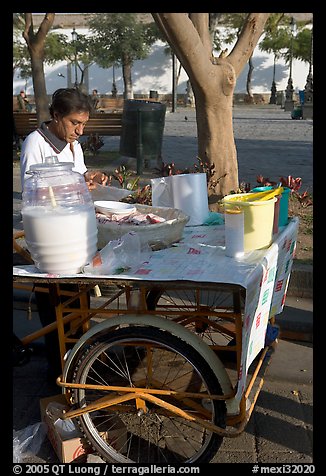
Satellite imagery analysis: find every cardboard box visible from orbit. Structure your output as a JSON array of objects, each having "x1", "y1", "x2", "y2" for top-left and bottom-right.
[
  {"x1": 40, "y1": 394, "x2": 128, "y2": 462},
  {"x1": 39, "y1": 394, "x2": 93, "y2": 463}
]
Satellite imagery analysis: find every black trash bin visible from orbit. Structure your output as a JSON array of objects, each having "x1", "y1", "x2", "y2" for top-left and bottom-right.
[
  {"x1": 149, "y1": 90, "x2": 158, "y2": 99},
  {"x1": 119, "y1": 99, "x2": 166, "y2": 173}
]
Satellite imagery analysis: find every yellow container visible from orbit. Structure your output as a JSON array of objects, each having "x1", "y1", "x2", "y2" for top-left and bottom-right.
[{"x1": 222, "y1": 193, "x2": 276, "y2": 251}]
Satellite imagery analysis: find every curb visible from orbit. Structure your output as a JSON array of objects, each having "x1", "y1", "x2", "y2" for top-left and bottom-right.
[
  {"x1": 287, "y1": 261, "x2": 313, "y2": 299},
  {"x1": 277, "y1": 261, "x2": 313, "y2": 343}
]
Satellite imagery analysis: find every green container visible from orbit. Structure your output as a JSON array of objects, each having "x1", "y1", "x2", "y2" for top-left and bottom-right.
[
  {"x1": 291, "y1": 106, "x2": 302, "y2": 120},
  {"x1": 251, "y1": 186, "x2": 290, "y2": 227},
  {"x1": 119, "y1": 100, "x2": 166, "y2": 170}
]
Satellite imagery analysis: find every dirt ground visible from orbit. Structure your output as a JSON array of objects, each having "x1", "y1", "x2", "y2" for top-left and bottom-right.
[{"x1": 288, "y1": 197, "x2": 313, "y2": 264}]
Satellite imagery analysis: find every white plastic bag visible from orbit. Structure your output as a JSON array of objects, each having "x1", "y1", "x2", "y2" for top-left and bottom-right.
[
  {"x1": 91, "y1": 184, "x2": 131, "y2": 202},
  {"x1": 83, "y1": 231, "x2": 151, "y2": 275},
  {"x1": 13, "y1": 422, "x2": 47, "y2": 463},
  {"x1": 46, "y1": 402, "x2": 80, "y2": 440},
  {"x1": 151, "y1": 173, "x2": 209, "y2": 226}
]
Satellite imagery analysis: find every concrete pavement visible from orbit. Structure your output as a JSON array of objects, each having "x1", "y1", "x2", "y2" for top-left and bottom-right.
[
  {"x1": 12, "y1": 291, "x2": 313, "y2": 465},
  {"x1": 12, "y1": 104, "x2": 314, "y2": 466},
  {"x1": 95, "y1": 104, "x2": 313, "y2": 193}
]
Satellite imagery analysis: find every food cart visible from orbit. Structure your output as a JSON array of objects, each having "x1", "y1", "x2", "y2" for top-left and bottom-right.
[{"x1": 13, "y1": 216, "x2": 298, "y2": 464}]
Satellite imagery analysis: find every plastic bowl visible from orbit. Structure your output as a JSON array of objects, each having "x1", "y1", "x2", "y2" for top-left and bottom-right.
[
  {"x1": 96, "y1": 204, "x2": 190, "y2": 250},
  {"x1": 94, "y1": 201, "x2": 136, "y2": 216}
]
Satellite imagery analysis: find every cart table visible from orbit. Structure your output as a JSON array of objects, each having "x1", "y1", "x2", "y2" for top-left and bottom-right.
[{"x1": 13, "y1": 217, "x2": 299, "y2": 463}]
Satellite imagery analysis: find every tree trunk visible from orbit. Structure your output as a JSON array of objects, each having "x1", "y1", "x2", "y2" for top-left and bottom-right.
[
  {"x1": 30, "y1": 53, "x2": 50, "y2": 123},
  {"x1": 122, "y1": 58, "x2": 133, "y2": 99},
  {"x1": 191, "y1": 60, "x2": 238, "y2": 203},
  {"x1": 23, "y1": 13, "x2": 55, "y2": 124},
  {"x1": 245, "y1": 55, "x2": 254, "y2": 104},
  {"x1": 152, "y1": 13, "x2": 269, "y2": 201}
]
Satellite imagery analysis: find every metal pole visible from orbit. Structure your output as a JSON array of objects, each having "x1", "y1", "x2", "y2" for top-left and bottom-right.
[
  {"x1": 71, "y1": 27, "x2": 78, "y2": 88},
  {"x1": 112, "y1": 64, "x2": 117, "y2": 98},
  {"x1": 171, "y1": 53, "x2": 177, "y2": 113},
  {"x1": 284, "y1": 17, "x2": 295, "y2": 111},
  {"x1": 136, "y1": 109, "x2": 143, "y2": 175},
  {"x1": 269, "y1": 55, "x2": 277, "y2": 104},
  {"x1": 302, "y1": 28, "x2": 313, "y2": 119}
]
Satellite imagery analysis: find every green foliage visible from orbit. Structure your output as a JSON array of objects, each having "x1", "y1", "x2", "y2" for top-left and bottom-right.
[
  {"x1": 13, "y1": 20, "x2": 77, "y2": 77},
  {"x1": 44, "y1": 33, "x2": 76, "y2": 64},
  {"x1": 259, "y1": 15, "x2": 313, "y2": 65},
  {"x1": 211, "y1": 13, "x2": 245, "y2": 52},
  {"x1": 87, "y1": 13, "x2": 160, "y2": 68},
  {"x1": 259, "y1": 28, "x2": 289, "y2": 57},
  {"x1": 292, "y1": 28, "x2": 313, "y2": 64},
  {"x1": 211, "y1": 13, "x2": 313, "y2": 67},
  {"x1": 111, "y1": 165, "x2": 140, "y2": 191}
]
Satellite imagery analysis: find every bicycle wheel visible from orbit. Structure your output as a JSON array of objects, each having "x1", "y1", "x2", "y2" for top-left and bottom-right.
[
  {"x1": 72, "y1": 326, "x2": 226, "y2": 463},
  {"x1": 146, "y1": 287, "x2": 245, "y2": 348}
]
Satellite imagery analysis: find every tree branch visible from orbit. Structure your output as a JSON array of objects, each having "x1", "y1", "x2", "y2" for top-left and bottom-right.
[
  {"x1": 23, "y1": 13, "x2": 33, "y2": 43},
  {"x1": 151, "y1": 13, "x2": 214, "y2": 87},
  {"x1": 189, "y1": 13, "x2": 211, "y2": 51},
  {"x1": 37, "y1": 13, "x2": 55, "y2": 42},
  {"x1": 227, "y1": 13, "x2": 270, "y2": 76}
]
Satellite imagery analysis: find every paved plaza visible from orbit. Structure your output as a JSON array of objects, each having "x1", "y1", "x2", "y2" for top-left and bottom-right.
[{"x1": 99, "y1": 104, "x2": 313, "y2": 192}]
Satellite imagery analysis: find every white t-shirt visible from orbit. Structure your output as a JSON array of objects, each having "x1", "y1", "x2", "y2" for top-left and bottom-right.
[{"x1": 20, "y1": 122, "x2": 87, "y2": 191}]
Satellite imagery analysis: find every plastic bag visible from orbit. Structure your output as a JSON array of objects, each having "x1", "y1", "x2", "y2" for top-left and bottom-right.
[
  {"x1": 46, "y1": 402, "x2": 80, "y2": 440},
  {"x1": 151, "y1": 174, "x2": 209, "y2": 226},
  {"x1": 90, "y1": 184, "x2": 131, "y2": 202},
  {"x1": 83, "y1": 231, "x2": 151, "y2": 275},
  {"x1": 203, "y1": 212, "x2": 225, "y2": 226},
  {"x1": 13, "y1": 422, "x2": 47, "y2": 463}
]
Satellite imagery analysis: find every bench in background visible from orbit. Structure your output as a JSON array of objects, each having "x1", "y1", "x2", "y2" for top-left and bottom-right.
[
  {"x1": 13, "y1": 112, "x2": 38, "y2": 139},
  {"x1": 13, "y1": 112, "x2": 123, "y2": 143}
]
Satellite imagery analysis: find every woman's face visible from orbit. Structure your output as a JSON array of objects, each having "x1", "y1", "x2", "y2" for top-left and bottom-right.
[{"x1": 53, "y1": 111, "x2": 89, "y2": 143}]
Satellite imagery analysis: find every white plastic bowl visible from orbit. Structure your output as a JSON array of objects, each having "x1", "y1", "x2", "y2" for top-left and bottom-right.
[{"x1": 94, "y1": 200, "x2": 136, "y2": 216}]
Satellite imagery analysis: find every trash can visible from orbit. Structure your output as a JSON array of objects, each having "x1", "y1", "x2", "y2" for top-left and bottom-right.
[
  {"x1": 119, "y1": 99, "x2": 166, "y2": 173},
  {"x1": 291, "y1": 106, "x2": 303, "y2": 120},
  {"x1": 149, "y1": 90, "x2": 158, "y2": 99}
]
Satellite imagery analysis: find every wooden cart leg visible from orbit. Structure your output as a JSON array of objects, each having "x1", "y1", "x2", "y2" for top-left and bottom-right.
[{"x1": 78, "y1": 284, "x2": 91, "y2": 334}]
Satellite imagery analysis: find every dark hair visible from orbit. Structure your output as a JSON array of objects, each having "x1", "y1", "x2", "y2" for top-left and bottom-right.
[{"x1": 49, "y1": 88, "x2": 92, "y2": 118}]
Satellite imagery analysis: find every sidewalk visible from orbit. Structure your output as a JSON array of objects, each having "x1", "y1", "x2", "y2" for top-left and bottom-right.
[
  {"x1": 12, "y1": 290, "x2": 313, "y2": 465},
  {"x1": 97, "y1": 104, "x2": 313, "y2": 193},
  {"x1": 12, "y1": 104, "x2": 313, "y2": 466}
]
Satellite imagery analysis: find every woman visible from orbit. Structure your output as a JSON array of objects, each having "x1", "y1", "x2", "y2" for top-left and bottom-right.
[
  {"x1": 90, "y1": 88, "x2": 100, "y2": 111},
  {"x1": 17, "y1": 90, "x2": 32, "y2": 112},
  {"x1": 19, "y1": 88, "x2": 107, "y2": 380},
  {"x1": 20, "y1": 87, "x2": 108, "y2": 191}
]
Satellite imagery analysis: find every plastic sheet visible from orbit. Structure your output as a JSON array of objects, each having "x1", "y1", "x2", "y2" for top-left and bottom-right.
[
  {"x1": 83, "y1": 231, "x2": 151, "y2": 275},
  {"x1": 151, "y1": 173, "x2": 209, "y2": 226},
  {"x1": 90, "y1": 184, "x2": 131, "y2": 202},
  {"x1": 13, "y1": 422, "x2": 47, "y2": 463}
]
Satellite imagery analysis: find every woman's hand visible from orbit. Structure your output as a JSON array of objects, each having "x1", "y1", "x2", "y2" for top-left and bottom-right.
[{"x1": 85, "y1": 170, "x2": 109, "y2": 190}]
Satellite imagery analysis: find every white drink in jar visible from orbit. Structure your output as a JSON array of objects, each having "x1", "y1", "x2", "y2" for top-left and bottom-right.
[{"x1": 22, "y1": 204, "x2": 98, "y2": 274}]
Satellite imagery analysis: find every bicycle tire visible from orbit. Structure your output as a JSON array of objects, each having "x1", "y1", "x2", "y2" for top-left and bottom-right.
[{"x1": 72, "y1": 326, "x2": 226, "y2": 464}]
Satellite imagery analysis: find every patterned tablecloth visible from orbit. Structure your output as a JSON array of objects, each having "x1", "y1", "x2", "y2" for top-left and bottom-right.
[{"x1": 13, "y1": 217, "x2": 299, "y2": 401}]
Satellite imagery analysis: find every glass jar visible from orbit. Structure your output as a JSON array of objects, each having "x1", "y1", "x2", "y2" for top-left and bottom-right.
[{"x1": 22, "y1": 162, "x2": 98, "y2": 274}]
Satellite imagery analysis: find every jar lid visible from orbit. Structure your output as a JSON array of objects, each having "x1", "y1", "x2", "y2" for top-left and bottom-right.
[{"x1": 28, "y1": 162, "x2": 74, "y2": 173}]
